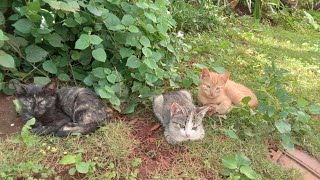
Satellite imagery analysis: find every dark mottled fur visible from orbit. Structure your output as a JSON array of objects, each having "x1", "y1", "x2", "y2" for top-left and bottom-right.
[{"x1": 13, "y1": 80, "x2": 111, "y2": 137}]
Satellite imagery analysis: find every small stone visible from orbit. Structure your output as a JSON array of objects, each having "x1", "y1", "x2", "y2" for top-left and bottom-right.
[{"x1": 10, "y1": 123, "x2": 14, "y2": 126}]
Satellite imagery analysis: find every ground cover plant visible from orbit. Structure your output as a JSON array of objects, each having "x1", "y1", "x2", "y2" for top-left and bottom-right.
[{"x1": 1, "y1": 0, "x2": 320, "y2": 179}]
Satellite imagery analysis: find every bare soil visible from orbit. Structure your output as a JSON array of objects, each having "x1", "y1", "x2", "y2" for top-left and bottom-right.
[{"x1": 0, "y1": 92, "x2": 24, "y2": 139}]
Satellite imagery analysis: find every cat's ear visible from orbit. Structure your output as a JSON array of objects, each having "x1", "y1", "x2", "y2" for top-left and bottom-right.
[
  {"x1": 170, "y1": 102, "x2": 183, "y2": 117},
  {"x1": 221, "y1": 72, "x2": 231, "y2": 83},
  {"x1": 196, "y1": 106, "x2": 209, "y2": 119},
  {"x1": 13, "y1": 82, "x2": 27, "y2": 95},
  {"x1": 201, "y1": 68, "x2": 210, "y2": 80},
  {"x1": 44, "y1": 79, "x2": 57, "y2": 91}
]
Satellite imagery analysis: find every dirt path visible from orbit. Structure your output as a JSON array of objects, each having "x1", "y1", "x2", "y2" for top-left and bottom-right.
[{"x1": 0, "y1": 92, "x2": 24, "y2": 138}]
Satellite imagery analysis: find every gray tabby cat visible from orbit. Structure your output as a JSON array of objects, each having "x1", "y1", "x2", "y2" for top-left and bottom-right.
[
  {"x1": 13, "y1": 80, "x2": 111, "y2": 137},
  {"x1": 153, "y1": 90, "x2": 209, "y2": 145}
]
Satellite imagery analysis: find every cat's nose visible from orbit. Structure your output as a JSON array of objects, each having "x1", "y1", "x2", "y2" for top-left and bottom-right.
[{"x1": 185, "y1": 133, "x2": 190, "y2": 137}]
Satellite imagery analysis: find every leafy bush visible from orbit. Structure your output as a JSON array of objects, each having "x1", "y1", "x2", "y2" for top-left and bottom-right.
[{"x1": 0, "y1": 0, "x2": 187, "y2": 112}]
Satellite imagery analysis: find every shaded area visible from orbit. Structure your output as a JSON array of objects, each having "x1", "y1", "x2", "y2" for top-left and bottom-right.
[{"x1": 0, "y1": 92, "x2": 24, "y2": 138}]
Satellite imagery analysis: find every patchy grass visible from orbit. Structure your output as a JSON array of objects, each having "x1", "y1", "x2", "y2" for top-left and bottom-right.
[{"x1": 1, "y1": 14, "x2": 319, "y2": 179}]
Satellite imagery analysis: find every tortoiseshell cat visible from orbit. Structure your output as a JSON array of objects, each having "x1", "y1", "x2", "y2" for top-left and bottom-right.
[{"x1": 13, "y1": 80, "x2": 111, "y2": 137}]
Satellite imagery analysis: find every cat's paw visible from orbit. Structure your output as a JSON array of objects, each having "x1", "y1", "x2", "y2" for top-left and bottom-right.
[{"x1": 206, "y1": 105, "x2": 217, "y2": 116}]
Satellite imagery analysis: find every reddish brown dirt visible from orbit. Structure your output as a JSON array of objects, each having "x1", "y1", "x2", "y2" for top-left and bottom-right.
[
  {"x1": 0, "y1": 92, "x2": 24, "y2": 139},
  {"x1": 121, "y1": 115, "x2": 188, "y2": 179}
]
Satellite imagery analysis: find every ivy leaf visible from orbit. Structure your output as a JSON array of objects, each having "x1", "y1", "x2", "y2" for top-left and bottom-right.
[
  {"x1": 281, "y1": 134, "x2": 294, "y2": 151},
  {"x1": 144, "y1": 58, "x2": 157, "y2": 70},
  {"x1": 34, "y1": 77, "x2": 51, "y2": 85},
  {"x1": 144, "y1": 12, "x2": 157, "y2": 23},
  {"x1": 275, "y1": 120, "x2": 291, "y2": 134},
  {"x1": 308, "y1": 104, "x2": 320, "y2": 114},
  {"x1": 87, "y1": 5, "x2": 102, "y2": 16},
  {"x1": 240, "y1": 165, "x2": 259, "y2": 179},
  {"x1": 222, "y1": 156, "x2": 237, "y2": 169},
  {"x1": 13, "y1": 18, "x2": 32, "y2": 34},
  {"x1": 235, "y1": 153, "x2": 251, "y2": 166},
  {"x1": 136, "y1": 2, "x2": 149, "y2": 9},
  {"x1": 142, "y1": 47, "x2": 152, "y2": 57},
  {"x1": 213, "y1": 66, "x2": 227, "y2": 73},
  {"x1": 89, "y1": 35, "x2": 103, "y2": 45},
  {"x1": 76, "y1": 162, "x2": 89, "y2": 174},
  {"x1": 126, "y1": 55, "x2": 141, "y2": 68},
  {"x1": 92, "y1": 67, "x2": 106, "y2": 79},
  {"x1": 122, "y1": 99, "x2": 139, "y2": 114},
  {"x1": 104, "y1": 12, "x2": 121, "y2": 28},
  {"x1": 296, "y1": 111, "x2": 310, "y2": 124},
  {"x1": 139, "y1": 36, "x2": 151, "y2": 47},
  {"x1": 107, "y1": 73, "x2": 117, "y2": 84},
  {"x1": 59, "y1": 155, "x2": 76, "y2": 165},
  {"x1": 0, "y1": 50, "x2": 15, "y2": 68},
  {"x1": 25, "y1": 45, "x2": 48, "y2": 63},
  {"x1": 109, "y1": 94, "x2": 120, "y2": 106},
  {"x1": 75, "y1": 34, "x2": 90, "y2": 50},
  {"x1": 120, "y1": 47, "x2": 134, "y2": 58},
  {"x1": 0, "y1": 29, "x2": 9, "y2": 41},
  {"x1": 146, "y1": 73, "x2": 158, "y2": 83},
  {"x1": 128, "y1": 25, "x2": 139, "y2": 33},
  {"x1": 109, "y1": 25, "x2": 126, "y2": 31},
  {"x1": 96, "y1": 88, "x2": 111, "y2": 99},
  {"x1": 92, "y1": 48, "x2": 107, "y2": 62},
  {"x1": 68, "y1": 167, "x2": 76, "y2": 175},
  {"x1": 42, "y1": 60, "x2": 57, "y2": 74},
  {"x1": 47, "y1": 33, "x2": 63, "y2": 47},
  {"x1": 58, "y1": 73, "x2": 70, "y2": 81},
  {"x1": 224, "y1": 129, "x2": 239, "y2": 140},
  {"x1": 121, "y1": 14, "x2": 135, "y2": 26}
]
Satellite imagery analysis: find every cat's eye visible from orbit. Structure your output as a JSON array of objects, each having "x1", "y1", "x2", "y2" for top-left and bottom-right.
[
  {"x1": 216, "y1": 87, "x2": 221, "y2": 90},
  {"x1": 192, "y1": 126, "x2": 198, "y2": 130},
  {"x1": 179, "y1": 124, "x2": 185, "y2": 129},
  {"x1": 206, "y1": 85, "x2": 211, "y2": 89}
]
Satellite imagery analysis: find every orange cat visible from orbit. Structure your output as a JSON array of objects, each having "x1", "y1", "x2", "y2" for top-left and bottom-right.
[{"x1": 198, "y1": 68, "x2": 258, "y2": 115}]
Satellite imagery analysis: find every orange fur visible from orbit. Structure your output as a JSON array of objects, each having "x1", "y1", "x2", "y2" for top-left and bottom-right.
[{"x1": 197, "y1": 68, "x2": 258, "y2": 115}]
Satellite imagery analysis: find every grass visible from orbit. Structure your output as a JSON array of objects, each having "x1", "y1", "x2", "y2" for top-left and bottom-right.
[{"x1": 1, "y1": 10, "x2": 320, "y2": 179}]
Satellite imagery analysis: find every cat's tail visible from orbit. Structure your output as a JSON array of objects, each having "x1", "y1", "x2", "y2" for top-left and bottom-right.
[{"x1": 55, "y1": 122, "x2": 101, "y2": 137}]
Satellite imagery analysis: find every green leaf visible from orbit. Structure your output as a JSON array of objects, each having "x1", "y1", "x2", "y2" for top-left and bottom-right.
[
  {"x1": 126, "y1": 55, "x2": 141, "y2": 68},
  {"x1": 308, "y1": 104, "x2": 320, "y2": 114},
  {"x1": 0, "y1": 50, "x2": 15, "y2": 68},
  {"x1": 58, "y1": 73, "x2": 70, "y2": 81},
  {"x1": 275, "y1": 120, "x2": 291, "y2": 134},
  {"x1": 92, "y1": 48, "x2": 107, "y2": 62},
  {"x1": 68, "y1": 167, "x2": 76, "y2": 175},
  {"x1": 224, "y1": 129, "x2": 239, "y2": 140},
  {"x1": 121, "y1": 14, "x2": 135, "y2": 26},
  {"x1": 75, "y1": 34, "x2": 90, "y2": 50},
  {"x1": 296, "y1": 111, "x2": 310, "y2": 124},
  {"x1": 92, "y1": 67, "x2": 106, "y2": 79},
  {"x1": 128, "y1": 25, "x2": 139, "y2": 33},
  {"x1": 182, "y1": 78, "x2": 192, "y2": 88},
  {"x1": 76, "y1": 162, "x2": 89, "y2": 174},
  {"x1": 281, "y1": 134, "x2": 294, "y2": 151},
  {"x1": 96, "y1": 88, "x2": 111, "y2": 99},
  {"x1": 34, "y1": 77, "x2": 51, "y2": 85},
  {"x1": 122, "y1": 99, "x2": 139, "y2": 114},
  {"x1": 132, "y1": 81, "x2": 142, "y2": 93},
  {"x1": 139, "y1": 36, "x2": 151, "y2": 47},
  {"x1": 235, "y1": 153, "x2": 251, "y2": 166},
  {"x1": 13, "y1": 99, "x2": 22, "y2": 115},
  {"x1": 0, "y1": 29, "x2": 9, "y2": 41},
  {"x1": 110, "y1": 94, "x2": 120, "y2": 106},
  {"x1": 136, "y1": 2, "x2": 149, "y2": 9},
  {"x1": 109, "y1": 25, "x2": 126, "y2": 31},
  {"x1": 297, "y1": 98, "x2": 309, "y2": 108},
  {"x1": 42, "y1": 60, "x2": 57, "y2": 74},
  {"x1": 13, "y1": 18, "x2": 32, "y2": 34},
  {"x1": 241, "y1": 96, "x2": 251, "y2": 105},
  {"x1": 48, "y1": 33, "x2": 63, "y2": 47},
  {"x1": 142, "y1": 47, "x2": 152, "y2": 57},
  {"x1": 146, "y1": 24, "x2": 156, "y2": 33},
  {"x1": 87, "y1": 5, "x2": 103, "y2": 16},
  {"x1": 27, "y1": 1, "x2": 41, "y2": 12},
  {"x1": 144, "y1": 58, "x2": 157, "y2": 70},
  {"x1": 222, "y1": 156, "x2": 237, "y2": 169},
  {"x1": 120, "y1": 47, "x2": 134, "y2": 58},
  {"x1": 146, "y1": 73, "x2": 158, "y2": 83},
  {"x1": 59, "y1": 155, "x2": 76, "y2": 165},
  {"x1": 25, "y1": 45, "x2": 48, "y2": 63},
  {"x1": 240, "y1": 165, "x2": 259, "y2": 179},
  {"x1": 144, "y1": 12, "x2": 157, "y2": 23},
  {"x1": 107, "y1": 73, "x2": 117, "y2": 84},
  {"x1": 131, "y1": 157, "x2": 142, "y2": 167},
  {"x1": 213, "y1": 66, "x2": 227, "y2": 73},
  {"x1": 90, "y1": 35, "x2": 103, "y2": 45},
  {"x1": 104, "y1": 12, "x2": 121, "y2": 28}
]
